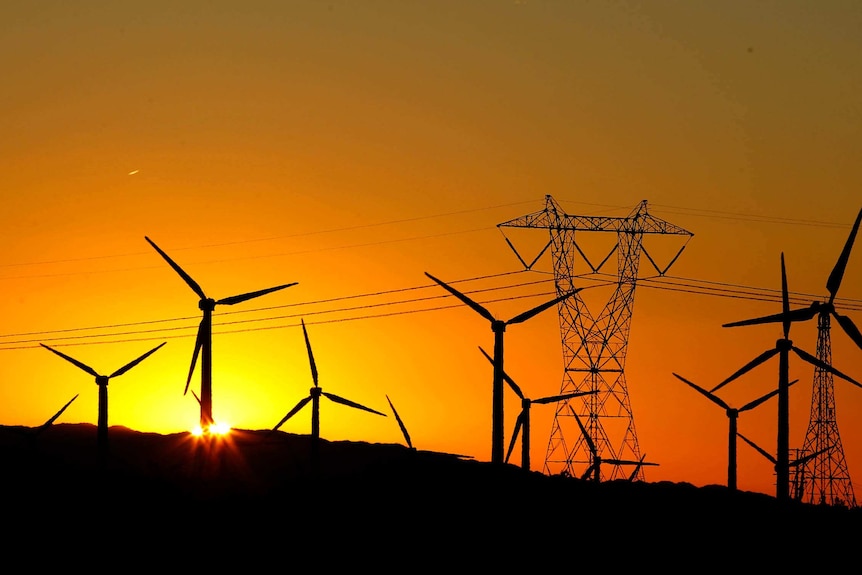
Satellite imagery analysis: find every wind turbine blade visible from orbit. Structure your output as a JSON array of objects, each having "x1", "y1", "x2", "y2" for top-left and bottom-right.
[
  {"x1": 386, "y1": 395, "x2": 413, "y2": 449},
  {"x1": 301, "y1": 319, "x2": 319, "y2": 387},
  {"x1": 532, "y1": 390, "x2": 597, "y2": 405},
  {"x1": 478, "y1": 346, "x2": 524, "y2": 399},
  {"x1": 145, "y1": 236, "x2": 206, "y2": 300},
  {"x1": 781, "y1": 253, "x2": 790, "y2": 339},
  {"x1": 791, "y1": 346, "x2": 862, "y2": 389},
  {"x1": 826, "y1": 206, "x2": 862, "y2": 303},
  {"x1": 722, "y1": 305, "x2": 818, "y2": 328},
  {"x1": 737, "y1": 432, "x2": 776, "y2": 465},
  {"x1": 506, "y1": 289, "x2": 582, "y2": 325},
  {"x1": 628, "y1": 458, "x2": 644, "y2": 481},
  {"x1": 604, "y1": 458, "x2": 658, "y2": 466},
  {"x1": 710, "y1": 348, "x2": 780, "y2": 393},
  {"x1": 568, "y1": 405, "x2": 596, "y2": 456},
  {"x1": 425, "y1": 272, "x2": 495, "y2": 323},
  {"x1": 505, "y1": 412, "x2": 524, "y2": 464},
  {"x1": 738, "y1": 379, "x2": 798, "y2": 413},
  {"x1": 109, "y1": 342, "x2": 166, "y2": 378},
  {"x1": 37, "y1": 394, "x2": 79, "y2": 431},
  {"x1": 184, "y1": 321, "x2": 205, "y2": 395},
  {"x1": 216, "y1": 282, "x2": 298, "y2": 306},
  {"x1": 322, "y1": 392, "x2": 387, "y2": 417},
  {"x1": 191, "y1": 390, "x2": 201, "y2": 406},
  {"x1": 580, "y1": 463, "x2": 596, "y2": 481},
  {"x1": 272, "y1": 396, "x2": 312, "y2": 431},
  {"x1": 833, "y1": 311, "x2": 862, "y2": 351},
  {"x1": 791, "y1": 445, "x2": 832, "y2": 467},
  {"x1": 673, "y1": 373, "x2": 729, "y2": 410},
  {"x1": 40, "y1": 344, "x2": 99, "y2": 378}
]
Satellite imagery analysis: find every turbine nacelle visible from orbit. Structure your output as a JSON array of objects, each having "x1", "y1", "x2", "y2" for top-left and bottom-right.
[{"x1": 199, "y1": 298, "x2": 217, "y2": 312}]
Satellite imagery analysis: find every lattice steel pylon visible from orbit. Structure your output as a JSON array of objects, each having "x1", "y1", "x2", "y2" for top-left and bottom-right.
[
  {"x1": 795, "y1": 311, "x2": 857, "y2": 507},
  {"x1": 498, "y1": 196, "x2": 693, "y2": 481}
]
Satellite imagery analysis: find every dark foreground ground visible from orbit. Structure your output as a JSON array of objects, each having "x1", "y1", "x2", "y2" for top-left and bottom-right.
[{"x1": 2, "y1": 423, "x2": 859, "y2": 568}]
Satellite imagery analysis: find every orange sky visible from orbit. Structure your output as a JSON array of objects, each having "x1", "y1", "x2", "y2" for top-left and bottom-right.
[{"x1": 1, "y1": 1, "x2": 861, "y2": 498}]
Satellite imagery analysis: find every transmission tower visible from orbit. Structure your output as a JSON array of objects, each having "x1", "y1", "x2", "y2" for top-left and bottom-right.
[
  {"x1": 796, "y1": 311, "x2": 857, "y2": 507},
  {"x1": 498, "y1": 195, "x2": 693, "y2": 481}
]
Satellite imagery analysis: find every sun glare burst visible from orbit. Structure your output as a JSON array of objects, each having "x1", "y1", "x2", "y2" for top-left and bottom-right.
[{"x1": 191, "y1": 422, "x2": 231, "y2": 437}]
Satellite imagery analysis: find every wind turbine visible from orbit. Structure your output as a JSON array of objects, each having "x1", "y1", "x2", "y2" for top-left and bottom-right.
[
  {"x1": 726, "y1": 208, "x2": 862, "y2": 349},
  {"x1": 673, "y1": 372, "x2": 797, "y2": 491},
  {"x1": 425, "y1": 272, "x2": 581, "y2": 464},
  {"x1": 713, "y1": 253, "x2": 862, "y2": 501},
  {"x1": 737, "y1": 432, "x2": 832, "y2": 498},
  {"x1": 40, "y1": 342, "x2": 166, "y2": 450},
  {"x1": 569, "y1": 405, "x2": 658, "y2": 481},
  {"x1": 271, "y1": 319, "x2": 386, "y2": 453},
  {"x1": 478, "y1": 346, "x2": 596, "y2": 471},
  {"x1": 145, "y1": 236, "x2": 298, "y2": 430}
]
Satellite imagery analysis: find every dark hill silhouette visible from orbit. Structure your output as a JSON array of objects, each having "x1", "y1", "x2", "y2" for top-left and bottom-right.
[{"x1": 1, "y1": 423, "x2": 858, "y2": 568}]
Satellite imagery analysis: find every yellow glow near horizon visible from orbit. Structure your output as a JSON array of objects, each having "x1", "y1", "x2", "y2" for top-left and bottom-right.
[{"x1": 191, "y1": 422, "x2": 232, "y2": 437}]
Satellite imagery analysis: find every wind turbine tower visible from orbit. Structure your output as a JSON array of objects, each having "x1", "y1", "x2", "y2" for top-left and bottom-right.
[{"x1": 498, "y1": 195, "x2": 692, "y2": 481}]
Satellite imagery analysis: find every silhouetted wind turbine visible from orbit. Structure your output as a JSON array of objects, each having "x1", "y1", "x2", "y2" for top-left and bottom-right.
[
  {"x1": 569, "y1": 405, "x2": 658, "y2": 481},
  {"x1": 41, "y1": 342, "x2": 165, "y2": 450},
  {"x1": 145, "y1": 236, "x2": 297, "y2": 430},
  {"x1": 386, "y1": 394, "x2": 413, "y2": 450},
  {"x1": 478, "y1": 346, "x2": 596, "y2": 471},
  {"x1": 673, "y1": 372, "x2": 797, "y2": 491},
  {"x1": 714, "y1": 253, "x2": 862, "y2": 501},
  {"x1": 426, "y1": 271, "x2": 581, "y2": 464},
  {"x1": 737, "y1": 431, "x2": 832, "y2": 498},
  {"x1": 725, "y1": 208, "x2": 862, "y2": 350},
  {"x1": 271, "y1": 319, "x2": 386, "y2": 454}
]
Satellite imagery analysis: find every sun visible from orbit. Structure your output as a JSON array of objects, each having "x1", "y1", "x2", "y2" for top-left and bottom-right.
[{"x1": 191, "y1": 422, "x2": 232, "y2": 437}]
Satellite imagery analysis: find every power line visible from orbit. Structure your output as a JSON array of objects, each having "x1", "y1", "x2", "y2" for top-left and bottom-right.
[
  {"x1": 2, "y1": 271, "x2": 858, "y2": 352},
  {"x1": 0, "y1": 270, "x2": 528, "y2": 338},
  {"x1": 1, "y1": 198, "x2": 855, "y2": 279},
  {"x1": 0, "y1": 199, "x2": 541, "y2": 270}
]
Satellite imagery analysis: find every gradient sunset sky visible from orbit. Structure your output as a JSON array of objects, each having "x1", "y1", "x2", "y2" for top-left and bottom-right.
[{"x1": 2, "y1": 1, "x2": 861, "y2": 498}]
